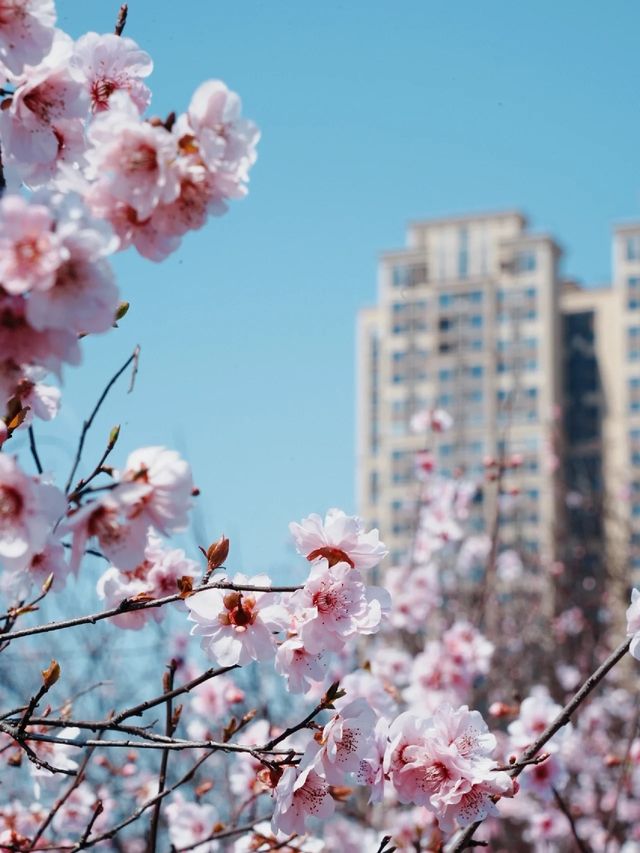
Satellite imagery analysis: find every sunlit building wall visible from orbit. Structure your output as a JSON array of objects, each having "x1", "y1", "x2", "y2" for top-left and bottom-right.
[{"x1": 356, "y1": 211, "x2": 563, "y2": 571}]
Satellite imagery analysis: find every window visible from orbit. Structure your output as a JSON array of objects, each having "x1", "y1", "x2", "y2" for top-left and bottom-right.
[
  {"x1": 629, "y1": 327, "x2": 640, "y2": 360},
  {"x1": 391, "y1": 300, "x2": 428, "y2": 334},
  {"x1": 391, "y1": 450, "x2": 413, "y2": 484},
  {"x1": 515, "y1": 250, "x2": 537, "y2": 272},
  {"x1": 626, "y1": 235, "x2": 640, "y2": 262},
  {"x1": 392, "y1": 262, "x2": 428, "y2": 288},
  {"x1": 628, "y1": 277, "x2": 640, "y2": 311},
  {"x1": 458, "y1": 227, "x2": 469, "y2": 279},
  {"x1": 629, "y1": 376, "x2": 640, "y2": 413},
  {"x1": 369, "y1": 471, "x2": 379, "y2": 504}
]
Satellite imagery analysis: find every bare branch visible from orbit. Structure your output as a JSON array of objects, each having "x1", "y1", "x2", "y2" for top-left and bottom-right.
[
  {"x1": 65, "y1": 347, "x2": 139, "y2": 493},
  {"x1": 445, "y1": 637, "x2": 632, "y2": 852},
  {"x1": 114, "y1": 4, "x2": 128, "y2": 36}
]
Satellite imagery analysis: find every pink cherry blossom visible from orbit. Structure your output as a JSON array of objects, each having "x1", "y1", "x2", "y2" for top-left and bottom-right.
[
  {"x1": 0, "y1": 800, "x2": 47, "y2": 848},
  {"x1": 315, "y1": 698, "x2": 378, "y2": 784},
  {"x1": 271, "y1": 762, "x2": 334, "y2": 837},
  {"x1": 14, "y1": 369, "x2": 61, "y2": 424},
  {"x1": 85, "y1": 181, "x2": 181, "y2": 261},
  {"x1": 2, "y1": 533, "x2": 68, "y2": 598},
  {"x1": 0, "y1": 33, "x2": 88, "y2": 180},
  {"x1": 385, "y1": 705, "x2": 513, "y2": 831},
  {"x1": 289, "y1": 559, "x2": 391, "y2": 654},
  {"x1": 508, "y1": 688, "x2": 570, "y2": 751},
  {"x1": 0, "y1": 454, "x2": 64, "y2": 561},
  {"x1": 0, "y1": 194, "x2": 67, "y2": 294},
  {"x1": 190, "y1": 673, "x2": 244, "y2": 721},
  {"x1": 96, "y1": 565, "x2": 158, "y2": 630},
  {"x1": 26, "y1": 232, "x2": 118, "y2": 334},
  {"x1": 165, "y1": 793, "x2": 218, "y2": 852},
  {"x1": 145, "y1": 540, "x2": 198, "y2": 599},
  {"x1": 0, "y1": 293, "x2": 81, "y2": 374},
  {"x1": 334, "y1": 670, "x2": 398, "y2": 719},
  {"x1": 289, "y1": 508, "x2": 387, "y2": 571},
  {"x1": 0, "y1": 0, "x2": 55, "y2": 76},
  {"x1": 627, "y1": 588, "x2": 640, "y2": 660},
  {"x1": 86, "y1": 93, "x2": 180, "y2": 220},
  {"x1": 116, "y1": 446, "x2": 193, "y2": 536},
  {"x1": 518, "y1": 752, "x2": 568, "y2": 800},
  {"x1": 71, "y1": 32, "x2": 152, "y2": 113},
  {"x1": 187, "y1": 573, "x2": 289, "y2": 666},
  {"x1": 354, "y1": 716, "x2": 388, "y2": 803},
  {"x1": 65, "y1": 495, "x2": 149, "y2": 573},
  {"x1": 275, "y1": 635, "x2": 328, "y2": 694},
  {"x1": 185, "y1": 79, "x2": 259, "y2": 193}
]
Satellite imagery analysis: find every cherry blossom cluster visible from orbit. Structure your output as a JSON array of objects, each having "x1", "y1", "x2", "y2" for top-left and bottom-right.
[
  {"x1": 186, "y1": 508, "x2": 390, "y2": 679},
  {"x1": 0, "y1": 5, "x2": 258, "y2": 259},
  {"x1": 0, "y1": 0, "x2": 258, "y2": 443}
]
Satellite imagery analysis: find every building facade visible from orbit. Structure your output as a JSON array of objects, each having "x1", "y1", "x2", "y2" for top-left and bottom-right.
[{"x1": 357, "y1": 211, "x2": 640, "y2": 593}]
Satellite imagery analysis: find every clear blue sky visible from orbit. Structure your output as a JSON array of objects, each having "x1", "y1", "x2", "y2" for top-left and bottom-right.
[{"x1": 36, "y1": 0, "x2": 639, "y2": 576}]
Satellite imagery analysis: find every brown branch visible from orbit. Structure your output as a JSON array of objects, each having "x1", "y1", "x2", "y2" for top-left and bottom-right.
[
  {"x1": 78, "y1": 800, "x2": 103, "y2": 846},
  {"x1": 445, "y1": 636, "x2": 632, "y2": 852},
  {"x1": 264, "y1": 682, "x2": 343, "y2": 750},
  {"x1": 604, "y1": 698, "x2": 640, "y2": 850},
  {"x1": 147, "y1": 661, "x2": 177, "y2": 852},
  {"x1": 67, "y1": 751, "x2": 213, "y2": 850},
  {"x1": 0, "y1": 579, "x2": 299, "y2": 646},
  {"x1": 0, "y1": 720, "x2": 76, "y2": 776},
  {"x1": 18, "y1": 728, "x2": 296, "y2": 758},
  {"x1": 27, "y1": 741, "x2": 100, "y2": 850},
  {"x1": 28, "y1": 425, "x2": 43, "y2": 474},
  {"x1": 171, "y1": 820, "x2": 272, "y2": 853},
  {"x1": 67, "y1": 425, "x2": 120, "y2": 503},
  {"x1": 552, "y1": 787, "x2": 591, "y2": 853},
  {"x1": 65, "y1": 347, "x2": 139, "y2": 493},
  {"x1": 114, "y1": 4, "x2": 128, "y2": 36}
]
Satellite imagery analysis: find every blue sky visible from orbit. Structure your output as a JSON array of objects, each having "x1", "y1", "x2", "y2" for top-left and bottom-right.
[{"x1": 35, "y1": 0, "x2": 639, "y2": 576}]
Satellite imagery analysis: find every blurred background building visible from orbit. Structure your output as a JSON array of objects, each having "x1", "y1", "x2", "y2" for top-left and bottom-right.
[{"x1": 356, "y1": 211, "x2": 640, "y2": 595}]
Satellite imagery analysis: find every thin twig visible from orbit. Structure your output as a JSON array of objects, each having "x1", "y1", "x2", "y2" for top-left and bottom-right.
[
  {"x1": 114, "y1": 4, "x2": 128, "y2": 36},
  {"x1": 27, "y1": 741, "x2": 100, "y2": 850},
  {"x1": 78, "y1": 800, "x2": 103, "y2": 846},
  {"x1": 67, "y1": 751, "x2": 213, "y2": 850},
  {"x1": 552, "y1": 787, "x2": 591, "y2": 853},
  {"x1": 147, "y1": 662, "x2": 177, "y2": 852},
  {"x1": 28, "y1": 425, "x2": 43, "y2": 474},
  {"x1": 0, "y1": 579, "x2": 299, "y2": 646},
  {"x1": 65, "y1": 348, "x2": 139, "y2": 493},
  {"x1": 604, "y1": 698, "x2": 640, "y2": 850},
  {"x1": 445, "y1": 637, "x2": 632, "y2": 852},
  {"x1": 0, "y1": 720, "x2": 76, "y2": 776}
]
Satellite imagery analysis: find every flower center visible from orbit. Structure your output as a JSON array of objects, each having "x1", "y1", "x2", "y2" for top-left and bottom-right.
[
  {"x1": 126, "y1": 144, "x2": 158, "y2": 173},
  {"x1": 91, "y1": 78, "x2": 117, "y2": 110},
  {"x1": 306, "y1": 546, "x2": 354, "y2": 568},
  {"x1": 219, "y1": 592, "x2": 257, "y2": 629},
  {"x1": 0, "y1": 485, "x2": 23, "y2": 529},
  {"x1": 423, "y1": 761, "x2": 449, "y2": 792}
]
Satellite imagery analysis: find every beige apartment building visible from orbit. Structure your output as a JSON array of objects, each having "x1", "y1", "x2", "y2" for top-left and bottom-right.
[{"x1": 357, "y1": 211, "x2": 640, "y2": 596}]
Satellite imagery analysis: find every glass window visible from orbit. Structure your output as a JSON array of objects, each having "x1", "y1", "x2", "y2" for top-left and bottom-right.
[
  {"x1": 626, "y1": 235, "x2": 640, "y2": 262},
  {"x1": 515, "y1": 251, "x2": 537, "y2": 272},
  {"x1": 458, "y1": 227, "x2": 469, "y2": 279},
  {"x1": 628, "y1": 277, "x2": 640, "y2": 310}
]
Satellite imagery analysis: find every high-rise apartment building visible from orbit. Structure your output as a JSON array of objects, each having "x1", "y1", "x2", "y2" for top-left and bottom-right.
[{"x1": 356, "y1": 211, "x2": 640, "y2": 593}]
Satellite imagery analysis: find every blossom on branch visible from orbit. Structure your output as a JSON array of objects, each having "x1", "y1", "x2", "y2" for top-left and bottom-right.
[
  {"x1": 187, "y1": 573, "x2": 289, "y2": 666},
  {"x1": 289, "y1": 508, "x2": 388, "y2": 570},
  {"x1": 288, "y1": 558, "x2": 391, "y2": 654}
]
